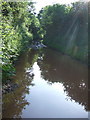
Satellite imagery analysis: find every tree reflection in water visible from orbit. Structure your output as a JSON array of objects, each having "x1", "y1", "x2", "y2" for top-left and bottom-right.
[
  {"x1": 2, "y1": 50, "x2": 39, "y2": 118},
  {"x1": 2, "y1": 49, "x2": 88, "y2": 118},
  {"x1": 37, "y1": 49, "x2": 88, "y2": 111}
]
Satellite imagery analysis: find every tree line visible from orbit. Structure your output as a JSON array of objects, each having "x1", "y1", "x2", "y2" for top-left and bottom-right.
[
  {"x1": 38, "y1": 2, "x2": 88, "y2": 63},
  {"x1": 0, "y1": 1, "x2": 89, "y2": 84}
]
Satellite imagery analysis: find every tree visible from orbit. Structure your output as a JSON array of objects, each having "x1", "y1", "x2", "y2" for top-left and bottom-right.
[
  {"x1": 38, "y1": 2, "x2": 88, "y2": 62},
  {"x1": 1, "y1": 1, "x2": 42, "y2": 83}
]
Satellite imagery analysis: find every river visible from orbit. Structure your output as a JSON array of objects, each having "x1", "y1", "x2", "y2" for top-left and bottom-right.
[{"x1": 2, "y1": 48, "x2": 88, "y2": 118}]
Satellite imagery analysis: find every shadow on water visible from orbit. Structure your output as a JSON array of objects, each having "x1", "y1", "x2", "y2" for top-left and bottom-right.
[{"x1": 2, "y1": 48, "x2": 88, "y2": 118}]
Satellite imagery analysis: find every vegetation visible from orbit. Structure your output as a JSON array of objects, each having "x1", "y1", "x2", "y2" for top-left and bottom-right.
[
  {"x1": 0, "y1": 1, "x2": 42, "y2": 84},
  {"x1": 38, "y1": 2, "x2": 88, "y2": 63},
  {"x1": 0, "y1": 1, "x2": 88, "y2": 84}
]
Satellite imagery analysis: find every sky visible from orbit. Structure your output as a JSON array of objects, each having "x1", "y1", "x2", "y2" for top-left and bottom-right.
[{"x1": 32, "y1": 0, "x2": 88, "y2": 14}]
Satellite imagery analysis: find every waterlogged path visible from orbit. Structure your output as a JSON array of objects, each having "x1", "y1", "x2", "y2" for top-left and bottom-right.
[{"x1": 3, "y1": 49, "x2": 88, "y2": 118}]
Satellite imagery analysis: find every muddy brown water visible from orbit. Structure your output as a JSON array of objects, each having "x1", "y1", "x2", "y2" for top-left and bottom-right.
[{"x1": 2, "y1": 48, "x2": 88, "y2": 118}]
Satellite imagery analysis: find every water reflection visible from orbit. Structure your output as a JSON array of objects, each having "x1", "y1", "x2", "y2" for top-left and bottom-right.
[
  {"x1": 21, "y1": 61, "x2": 87, "y2": 118},
  {"x1": 2, "y1": 49, "x2": 88, "y2": 118},
  {"x1": 2, "y1": 50, "x2": 39, "y2": 118},
  {"x1": 38, "y1": 49, "x2": 88, "y2": 111}
]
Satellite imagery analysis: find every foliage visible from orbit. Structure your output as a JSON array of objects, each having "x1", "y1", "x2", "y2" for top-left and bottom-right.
[
  {"x1": 1, "y1": 1, "x2": 42, "y2": 83},
  {"x1": 1, "y1": 1, "x2": 88, "y2": 83},
  {"x1": 38, "y1": 2, "x2": 88, "y2": 63}
]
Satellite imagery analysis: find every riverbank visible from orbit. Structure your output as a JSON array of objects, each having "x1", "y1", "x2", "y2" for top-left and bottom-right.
[
  {"x1": 43, "y1": 43, "x2": 88, "y2": 65},
  {"x1": 2, "y1": 43, "x2": 87, "y2": 94},
  {"x1": 2, "y1": 43, "x2": 45, "y2": 94}
]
